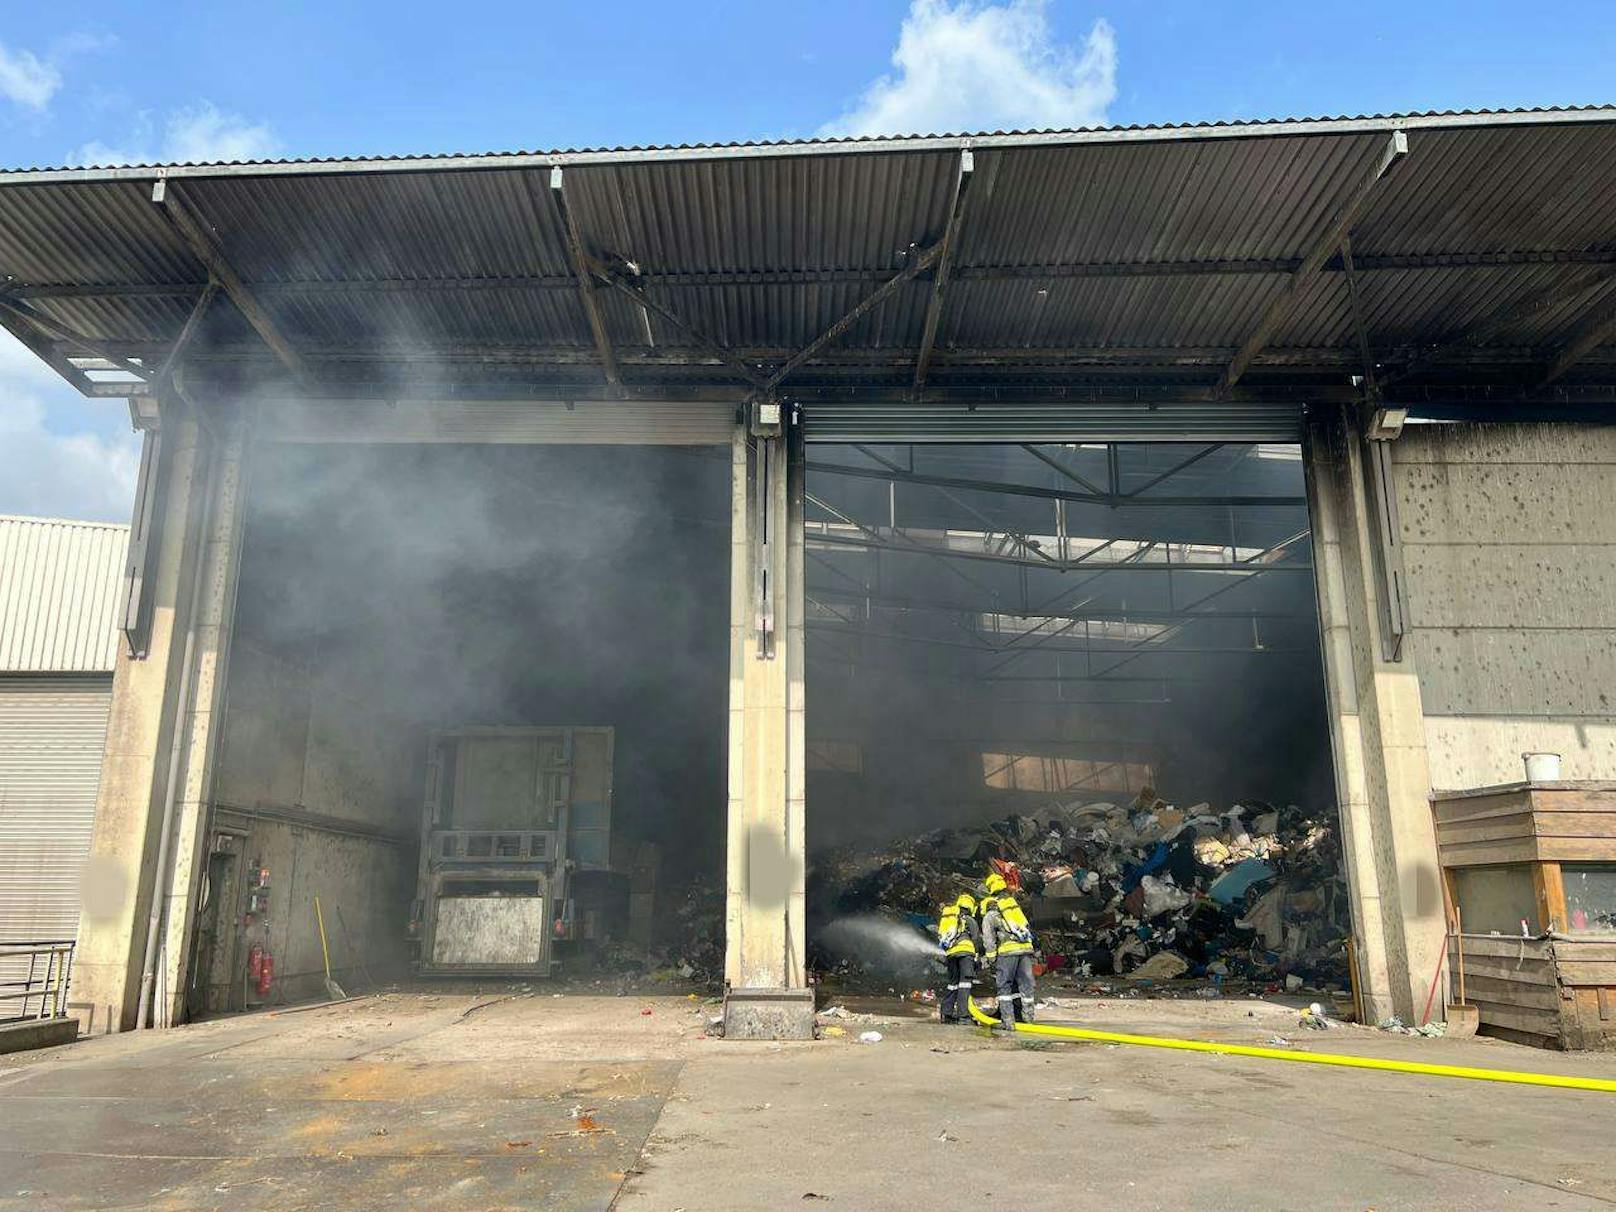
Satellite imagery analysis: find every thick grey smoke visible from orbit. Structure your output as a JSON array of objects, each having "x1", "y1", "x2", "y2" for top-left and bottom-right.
[{"x1": 232, "y1": 440, "x2": 732, "y2": 871}]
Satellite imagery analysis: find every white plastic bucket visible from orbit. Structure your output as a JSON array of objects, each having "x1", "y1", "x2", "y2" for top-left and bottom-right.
[{"x1": 1522, "y1": 752, "x2": 1562, "y2": 782}]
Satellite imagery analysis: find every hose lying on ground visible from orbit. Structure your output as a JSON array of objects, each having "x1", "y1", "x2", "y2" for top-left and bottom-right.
[{"x1": 964, "y1": 996, "x2": 1616, "y2": 1093}]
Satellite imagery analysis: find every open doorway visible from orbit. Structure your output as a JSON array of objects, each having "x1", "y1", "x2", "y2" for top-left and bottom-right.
[
  {"x1": 803, "y1": 442, "x2": 1348, "y2": 1012},
  {"x1": 190, "y1": 442, "x2": 730, "y2": 1016}
]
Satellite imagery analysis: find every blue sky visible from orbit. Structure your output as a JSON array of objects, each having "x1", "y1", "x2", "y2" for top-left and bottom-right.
[{"x1": 2, "y1": 0, "x2": 1613, "y2": 520}]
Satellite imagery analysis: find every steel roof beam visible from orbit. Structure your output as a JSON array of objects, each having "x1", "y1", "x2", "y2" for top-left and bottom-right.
[
  {"x1": 914, "y1": 149, "x2": 976, "y2": 392},
  {"x1": 0, "y1": 293, "x2": 151, "y2": 381},
  {"x1": 762, "y1": 241, "x2": 945, "y2": 395},
  {"x1": 152, "y1": 180, "x2": 309, "y2": 385},
  {"x1": 805, "y1": 529, "x2": 1312, "y2": 573},
  {"x1": 585, "y1": 255, "x2": 771, "y2": 391},
  {"x1": 1218, "y1": 131, "x2": 1408, "y2": 395},
  {"x1": 0, "y1": 304, "x2": 99, "y2": 394},
  {"x1": 547, "y1": 167, "x2": 621, "y2": 391},
  {"x1": 13, "y1": 248, "x2": 1616, "y2": 301},
  {"x1": 1539, "y1": 282, "x2": 1616, "y2": 387},
  {"x1": 806, "y1": 457, "x2": 1304, "y2": 507}
]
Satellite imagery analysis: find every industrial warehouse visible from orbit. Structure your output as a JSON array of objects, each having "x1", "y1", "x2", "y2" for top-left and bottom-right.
[{"x1": 3, "y1": 106, "x2": 1616, "y2": 1205}]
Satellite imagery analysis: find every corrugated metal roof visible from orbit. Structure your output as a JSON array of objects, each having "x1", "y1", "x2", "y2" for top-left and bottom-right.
[
  {"x1": 0, "y1": 106, "x2": 1613, "y2": 406},
  {"x1": 0, "y1": 515, "x2": 128, "y2": 674}
]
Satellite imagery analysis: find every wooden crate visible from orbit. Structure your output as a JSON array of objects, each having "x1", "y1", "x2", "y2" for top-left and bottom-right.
[{"x1": 1436, "y1": 782, "x2": 1616, "y2": 1049}]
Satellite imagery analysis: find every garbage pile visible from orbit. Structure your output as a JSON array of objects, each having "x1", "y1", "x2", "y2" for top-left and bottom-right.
[{"x1": 808, "y1": 790, "x2": 1350, "y2": 994}]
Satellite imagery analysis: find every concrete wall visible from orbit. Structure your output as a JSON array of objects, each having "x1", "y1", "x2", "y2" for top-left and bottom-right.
[
  {"x1": 205, "y1": 631, "x2": 422, "y2": 1008},
  {"x1": 1392, "y1": 423, "x2": 1616, "y2": 789}
]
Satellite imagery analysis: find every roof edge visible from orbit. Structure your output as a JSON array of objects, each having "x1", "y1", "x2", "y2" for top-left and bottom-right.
[{"x1": 3, "y1": 105, "x2": 1613, "y2": 186}]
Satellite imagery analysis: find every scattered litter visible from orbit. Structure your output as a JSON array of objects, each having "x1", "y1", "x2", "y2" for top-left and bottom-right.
[
  {"x1": 822, "y1": 1026, "x2": 847, "y2": 1038},
  {"x1": 1378, "y1": 1016, "x2": 1446, "y2": 1038},
  {"x1": 857, "y1": 1031, "x2": 884, "y2": 1044},
  {"x1": 935, "y1": 1130, "x2": 958, "y2": 1143}
]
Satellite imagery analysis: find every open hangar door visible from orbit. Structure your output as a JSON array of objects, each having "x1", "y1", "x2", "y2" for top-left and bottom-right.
[
  {"x1": 189, "y1": 425, "x2": 732, "y2": 1015},
  {"x1": 801, "y1": 436, "x2": 1352, "y2": 1011}
]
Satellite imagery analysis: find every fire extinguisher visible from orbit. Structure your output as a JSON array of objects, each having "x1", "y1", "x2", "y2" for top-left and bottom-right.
[
  {"x1": 256, "y1": 950, "x2": 274, "y2": 998},
  {"x1": 247, "y1": 944, "x2": 263, "y2": 984}
]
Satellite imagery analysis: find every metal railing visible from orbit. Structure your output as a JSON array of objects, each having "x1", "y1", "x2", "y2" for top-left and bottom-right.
[{"x1": 0, "y1": 939, "x2": 75, "y2": 1023}]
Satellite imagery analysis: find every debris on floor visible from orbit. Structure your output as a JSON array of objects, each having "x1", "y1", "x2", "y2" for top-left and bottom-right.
[{"x1": 809, "y1": 789, "x2": 1351, "y2": 999}]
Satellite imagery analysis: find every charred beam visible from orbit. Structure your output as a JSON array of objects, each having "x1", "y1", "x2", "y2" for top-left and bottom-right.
[
  {"x1": 1218, "y1": 131, "x2": 1408, "y2": 395},
  {"x1": 153, "y1": 180, "x2": 309, "y2": 383}
]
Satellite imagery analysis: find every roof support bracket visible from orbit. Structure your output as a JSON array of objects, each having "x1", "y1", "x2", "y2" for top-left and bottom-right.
[
  {"x1": 1539, "y1": 282, "x2": 1616, "y2": 388},
  {"x1": 0, "y1": 293, "x2": 151, "y2": 381},
  {"x1": 586, "y1": 255, "x2": 771, "y2": 391},
  {"x1": 1217, "y1": 130, "x2": 1408, "y2": 396},
  {"x1": 913, "y1": 148, "x2": 976, "y2": 393},
  {"x1": 549, "y1": 166, "x2": 622, "y2": 393},
  {"x1": 761, "y1": 240, "x2": 946, "y2": 397},
  {"x1": 152, "y1": 178, "x2": 310, "y2": 385}
]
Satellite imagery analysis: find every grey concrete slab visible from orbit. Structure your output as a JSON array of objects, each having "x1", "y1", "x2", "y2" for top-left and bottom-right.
[
  {"x1": 9, "y1": 992, "x2": 1616, "y2": 1210},
  {"x1": 622, "y1": 1021, "x2": 1616, "y2": 1211}
]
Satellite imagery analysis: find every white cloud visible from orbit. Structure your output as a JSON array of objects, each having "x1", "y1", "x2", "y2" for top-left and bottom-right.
[
  {"x1": 71, "y1": 101, "x2": 278, "y2": 167},
  {"x1": 0, "y1": 40, "x2": 62, "y2": 110},
  {"x1": 822, "y1": 0, "x2": 1117, "y2": 138},
  {"x1": 0, "y1": 332, "x2": 139, "y2": 523}
]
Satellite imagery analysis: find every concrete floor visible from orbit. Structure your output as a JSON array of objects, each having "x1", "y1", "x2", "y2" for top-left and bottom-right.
[{"x1": 3, "y1": 992, "x2": 1616, "y2": 1210}]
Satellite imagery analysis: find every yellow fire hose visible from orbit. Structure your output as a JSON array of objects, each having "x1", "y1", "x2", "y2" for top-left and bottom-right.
[{"x1": 964, "y1": 997, "x2": 1616, "y2": 1093}]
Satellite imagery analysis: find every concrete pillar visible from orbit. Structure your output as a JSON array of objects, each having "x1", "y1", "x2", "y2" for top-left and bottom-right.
[
  {"x1": 72, "y1": 410, "x2": 210, "y2": 1033},
  {"x1": 1304, "y1": 409, "x2": 1446, "y2": 1024},
  {"x1": 158, "y1": 420, "x2": 251, "y2": 1026},
  {"x1": 723, "y1": 422, "x2": 811, "y2": 1039}
]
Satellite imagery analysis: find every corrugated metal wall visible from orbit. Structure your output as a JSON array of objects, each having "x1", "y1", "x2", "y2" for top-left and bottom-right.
[
  {"x1": 0, "y1": 515, "x2": 129, "y2": 673},
  {"x1": 0, "y1": 678, "x2": 111, "y2": 984}
]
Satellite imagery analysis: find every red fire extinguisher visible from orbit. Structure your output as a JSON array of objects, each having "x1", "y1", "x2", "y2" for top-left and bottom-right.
[
  {"x1": 256, "y1": 950, "x2": 274, "y2": 998},
  {"x1": 247, "y1": 944, "x2": 263, "y2": 984}
]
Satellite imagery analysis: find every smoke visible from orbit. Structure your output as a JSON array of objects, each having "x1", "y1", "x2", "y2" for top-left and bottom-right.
[{"x1": 227, "y1": 438, "x2": 732, "y2": 871}]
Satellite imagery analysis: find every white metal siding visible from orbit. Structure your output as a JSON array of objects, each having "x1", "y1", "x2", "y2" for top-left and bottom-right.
[
  {"x1": 0, "y1": 678, "x2": 111, "y2": 955},
  {"x1": 0, "y1": 516, "x2": 129, "y2": 673}
]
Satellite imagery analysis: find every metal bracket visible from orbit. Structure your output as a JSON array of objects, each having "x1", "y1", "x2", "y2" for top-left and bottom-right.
[{"x1": 1361, "y1": 431, "x2": 1409, "y2": 662}]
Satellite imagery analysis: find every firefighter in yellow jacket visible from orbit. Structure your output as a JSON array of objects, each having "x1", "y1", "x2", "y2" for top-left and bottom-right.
[
  {"x1": 980, "y1": 872, "x2": 1036, "y2": 1028},
  {"x1": 935, "y1": 894, "x2": 981, "y2": 1024}
]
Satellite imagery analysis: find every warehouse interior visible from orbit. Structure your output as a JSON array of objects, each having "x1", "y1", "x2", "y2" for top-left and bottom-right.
[
  {"x1": 195, "y1": 442, "x2": 730, "y2": 1011},
  {"x1": 802, "y1": 439, "x2": 1344, "y2": 993},
  {"x1": 190, "y1": 431, "x2": 1341, "y2": 1012}
]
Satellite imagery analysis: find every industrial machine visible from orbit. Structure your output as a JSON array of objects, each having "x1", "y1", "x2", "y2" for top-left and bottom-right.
[{"x1": 409, "y1": 726, "x2": 615, "y2": 976}]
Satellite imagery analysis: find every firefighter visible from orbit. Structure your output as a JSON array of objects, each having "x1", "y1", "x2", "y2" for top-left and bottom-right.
[
  {"x1": 935, "y1": 893, "x2": 980, "y2": 1024},
  {"x1": 980, "y1": 872, "x2": 1036, "y2": 1029}
]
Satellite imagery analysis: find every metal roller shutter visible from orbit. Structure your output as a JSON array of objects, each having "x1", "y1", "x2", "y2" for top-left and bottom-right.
[
  {"x1": 0, "y1": 678, "x2": 111, "y2": 976},
  {"x1": 800, "y1": 400, "x2": 1304, "y2": 444}
]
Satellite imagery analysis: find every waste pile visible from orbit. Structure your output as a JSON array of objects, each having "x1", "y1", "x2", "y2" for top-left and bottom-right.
[{"x1": 808, "y1": 790, "x2": 1351, "y2": 995}]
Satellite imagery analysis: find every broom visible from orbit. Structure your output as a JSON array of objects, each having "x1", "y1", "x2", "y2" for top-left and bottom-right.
[{"x1": 315, "y1": 897, "x2": 347, "y2": 1001}]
